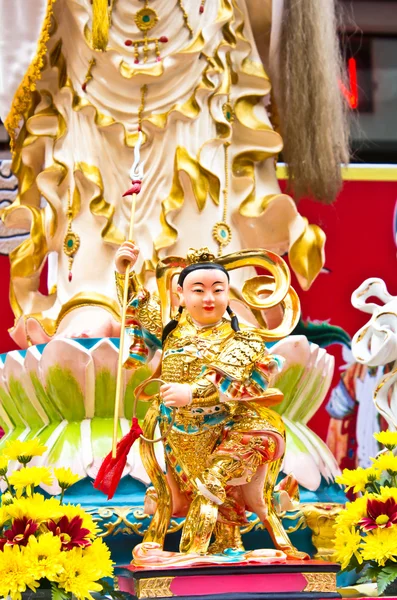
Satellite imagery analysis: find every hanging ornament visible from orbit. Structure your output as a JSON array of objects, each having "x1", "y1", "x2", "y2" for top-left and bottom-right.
[
  {"x1": 222, "y1": 102, "x2": 235, "y2": 123},
  {"x1": 63, "y1": 191, "x2": 80, "y2": 282},
  {"x1": 135, "y1": 6, "x2": 159, "y2": 31},
  {"x1": 213, "y1": 222, "x2": 232, "y2": 247},
  {"x1": 128, "y1": 0, "x2": 168, "y2": 63},
  {"x1": 213, "y1": 142, "x2": 232, "y2": 256},
  {"x1": 177, "y1": 0, "x2": 194, "y2": 36}
]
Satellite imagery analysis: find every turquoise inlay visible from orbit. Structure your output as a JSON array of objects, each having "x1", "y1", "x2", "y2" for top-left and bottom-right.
[
  {"x1": 0, "y1": 348, "x2": 27, "y2": 361},
  {"x1": 160, "y1": 403, "x2": 229, "y2": 434},
  {"x1": 164, "y1": 347, "x2": 201, "y2": 359},
  {"x1": 220, "y1": 378, "x2": 232, "y2": 393},
  {"x1": 273, "y1": 355, "x2": 285, "y2": 370},
  {"x1": 142, "y1": 14, "x2": 150, "y2": 22},
  {"x1": 126, "y1": 328, "x2": 143, "y2": 338},
  {"x1": 143, "y1": 329, "x2": 161, "y2": 349},
  {"x1": 251, "y1": 369, "x2": 267, "y2": 390},
  {"x1": 67, "y1": 238, "x2": 73, "y2": 248},
  {"x1": 129, "y1": 353, "x2": 147, "y2": 363}
]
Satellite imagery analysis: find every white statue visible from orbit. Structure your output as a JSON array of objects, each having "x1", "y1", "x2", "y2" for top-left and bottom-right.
[
  {"x1": 351, "y1": 278, "x2": 397, "y2": 431},
  {"x1": 0, "y1": 0, "x2": 348, "y2": 348}
]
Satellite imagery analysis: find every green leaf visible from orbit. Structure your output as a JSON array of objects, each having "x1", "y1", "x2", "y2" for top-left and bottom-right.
[
  {"x1": 357, "y1": 565, "x2": 382, "y2": 584},
  {"x1": 51, "y1": 583, "x2": 71, "y2": 600},
  {"x1": 377, "y1": 566, "x2": 397, "y2": 595},
  {"x1": 98, "y1": 578, "x2": 125, "y2": 600}
]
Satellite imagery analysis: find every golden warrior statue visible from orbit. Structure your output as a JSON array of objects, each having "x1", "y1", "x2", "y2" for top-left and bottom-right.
[{"x1": 112, "y1": 240, "x2": 305, "y2": 559}]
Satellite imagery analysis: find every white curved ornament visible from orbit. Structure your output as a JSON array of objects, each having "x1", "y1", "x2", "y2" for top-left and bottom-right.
[{"x1": 351, "y1": 277, "x2": 397, "y2": 430}]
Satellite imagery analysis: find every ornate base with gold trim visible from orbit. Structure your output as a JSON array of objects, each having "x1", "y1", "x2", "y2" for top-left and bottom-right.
[{"x1": 116, "y1": 558, "x2": 341, "y2": 599}]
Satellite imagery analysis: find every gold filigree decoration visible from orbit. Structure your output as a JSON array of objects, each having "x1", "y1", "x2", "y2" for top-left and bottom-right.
[
  {"x1": 303, "y1": 572, "x2": 337, "y2": 593},
  {"x1": 135, "y1": 7, "x2": 158, "y2": 32},
  {"x1": 222, "y1": 102, "x2": 235, "y2": 123},
  {"x1": 87, "y1": 506, "x2": 184, "y2": 539},
  {"x1": 187, "y1": 247, "x2": 216, "y2": 264},
  {"x1": 22, "y1": 292, "x2": 121, "y2": 338},
  {"x1": 177, "y1": 0, "x2": 194, "y2": 37},
  {"x1": 136, "y1": 577, "x2": 174, "y2": 599},
  {"x1": 241, "y1": 509, "x2": 307, "y2": 535},
  {"x1": 301, "y1": 502, "x2": 342, "y2": 561},
  {"x1": 4, "y1": 0, "x2": 56, "y2": 152},
  {"x1": 119, "y1": 59, "x2": 164, "y2": 78}
]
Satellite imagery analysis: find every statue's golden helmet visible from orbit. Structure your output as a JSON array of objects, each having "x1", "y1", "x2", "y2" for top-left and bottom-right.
[{"x1": 156, "y1": 247, "x2": 300, "y2": 341}]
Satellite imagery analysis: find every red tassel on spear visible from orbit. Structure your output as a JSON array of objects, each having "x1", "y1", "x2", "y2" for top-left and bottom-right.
[{"x1": 94, "y1": 131, "x2": 145, "y2": 499}]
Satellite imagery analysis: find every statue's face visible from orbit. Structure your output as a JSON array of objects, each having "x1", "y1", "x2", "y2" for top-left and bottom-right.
[{"x1": 178, "y1": 268, "x2": 229, "y2": 326}]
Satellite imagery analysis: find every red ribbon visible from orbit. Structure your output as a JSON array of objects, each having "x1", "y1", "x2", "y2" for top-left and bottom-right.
[{"x1": 93, "y1": 417, "x2": 143, "y2": 499}]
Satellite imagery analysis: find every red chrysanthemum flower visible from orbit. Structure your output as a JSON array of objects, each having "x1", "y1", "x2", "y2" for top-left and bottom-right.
[
  {"x1": 0, "y1": 518, "x2": 38, "y2": 548},
  {"x1": 359, "y1": 497, "x2": 397, "y2": 531},
  {"x1": 47, "y1": 515, "x2": 91, "y2": 550}
]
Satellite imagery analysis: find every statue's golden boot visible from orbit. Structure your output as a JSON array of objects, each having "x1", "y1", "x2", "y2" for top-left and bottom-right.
[
  {"x1": 199, "y1": 455, "x2": 245, "y2": 502},
  {"x1": 263, "y1": 510, "x2": 309, "y2": 560},
  {"x1": 180, "y1": 456, "x2": 244, "y2": 555},
  {"x1": 179, "y1": 495, "x2": 218, "y2": 554},
  {"x1": 208, "y1": 521, "x2": 245, "y2": 554}
]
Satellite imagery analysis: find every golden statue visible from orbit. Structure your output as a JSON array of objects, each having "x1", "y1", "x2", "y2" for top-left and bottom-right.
[{"x1": 109, "y1": 240, "x2": 307, "y2": 560}]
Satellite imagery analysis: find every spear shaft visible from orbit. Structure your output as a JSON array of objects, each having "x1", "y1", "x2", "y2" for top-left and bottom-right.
[{"x1": 112, "y1": 134, "x2": 143, "y2": 458}]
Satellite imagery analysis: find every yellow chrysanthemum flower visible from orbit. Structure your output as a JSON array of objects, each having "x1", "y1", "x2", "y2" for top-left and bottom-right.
[
  {"x1": 333, "y1": 526, "x2": 363, "y2": 570},
  {"x1": 61, "y1": 504, "x2": 100, "y2": 538},
  {"x1": 360, "y1": 525, "x2": 397, "y2": 566},
  {"x1": 3, "y1": 439, "x2": 47, "y2": 464},
  {"x1": 335, "y1": 495, "x2": 370, "y2": 529},
  {"x1": 0, "y1": 544, "x2": 40, "y2": 600},
  {"x1": 25, "y1": 532, "x2": 63, "y2": 581},
  {"x1": 0, "y1": 505, "x2": 10, "y2": 528},
  {"x1": 8, "y1": 467, "x2": 53, "y2": 497},
  {"x1": 83, "y1": 538, "x2": 114, "y2": 579},
  {"x1": 55, "y1": 547, "x2": 103, "y2": 600},
  {"x1": 374, "y1": 431, "x2": 397, "y2": 450},
  {"x1": 54, "y1": 467, "x2": 80, "y2": 489},
  {"x1": 5, "y1": 493, "x2": 62, "y2": 523},
  {"x1": 0, "y1": 455, "x2": 9, "y2": 476},
  {"x1": 2, "y1": 491, "x2": 14, "y2": 506},
  {"x1": 371, "y1": 452, "x2": 397, "y2": 475},
  {"x1": 335, "y1": 467, "x2": 376, "y2": 493},
  {"x1": 379, "y1": 486, "x2": 397, "y2": 503}
]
